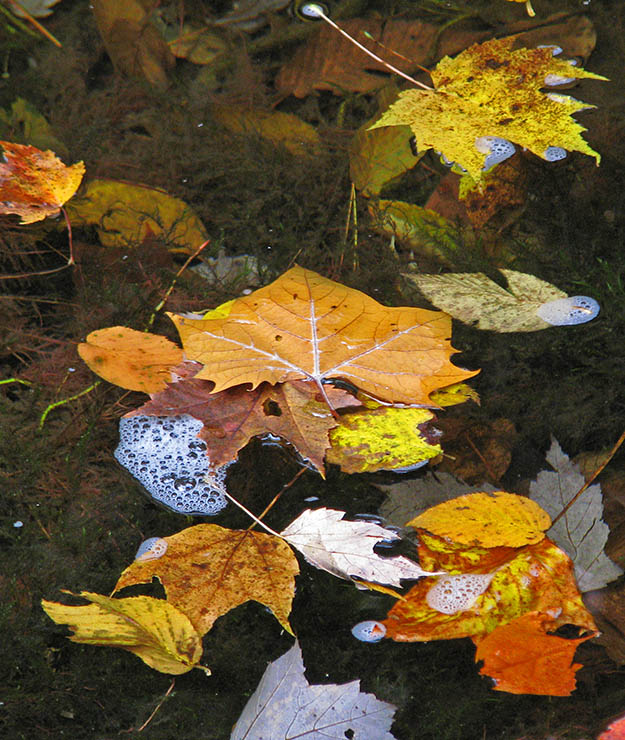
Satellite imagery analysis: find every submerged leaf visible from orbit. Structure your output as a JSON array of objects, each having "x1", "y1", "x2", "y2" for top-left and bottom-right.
[
  {"x1": 529, "y1": 438, "x2": 623, "y2": 591},
  {"x1": 42, "y1": 591, "x2": 207, "y2": 675},
  {"x1": 231, "y1": 641, "x2": 397, "y2": 739}
]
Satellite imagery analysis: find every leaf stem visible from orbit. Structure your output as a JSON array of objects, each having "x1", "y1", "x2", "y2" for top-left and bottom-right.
[{"x1": 220, "y1": 486, "x2": 285, "y2": 539}]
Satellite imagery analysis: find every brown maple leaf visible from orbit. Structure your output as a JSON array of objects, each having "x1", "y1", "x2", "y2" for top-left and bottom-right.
[
  {"x1": 0, "y1": 141, "x2": 85, "y2": 224},
  {"x1": 168, "y1": 265, "x2": 477, "y2": 407}
]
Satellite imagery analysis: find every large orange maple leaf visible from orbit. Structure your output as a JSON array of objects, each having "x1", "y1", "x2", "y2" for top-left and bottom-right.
[{"x1": 169, "y1": 265, "x2": 477, "y2": 406}]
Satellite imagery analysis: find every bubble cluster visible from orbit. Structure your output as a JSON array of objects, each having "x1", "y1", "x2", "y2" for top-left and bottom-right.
[
  {"x1": 115, "y1": 415, "x2": 229, "y2": 515},
  {"x1": 351, "y1": 620, "x2": 387, "y2": 642},
  {"x1": 135, "y1": 537, "x2": 168, "y2": 561},
  {"x1": 544, "y1": 146, "x2": 567, "y2": 162},
  {"x1": 536, "y1": 296, "x2": 600, "y2": 326},
  {"x1": 426, "y1": 573, "x2": 494, "y2": 614},
  {"x1": 475, "y1": 136, "x2": 516, "y2": 171}
]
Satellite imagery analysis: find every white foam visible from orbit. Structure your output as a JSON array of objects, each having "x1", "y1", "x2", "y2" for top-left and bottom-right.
[
  {"x1": 536, "y1": 296, "x2": 600, "y2": 325},
  {"x1": 135, "y1": 537, "x2": 168, "y2": 561},
  {"x1": 426, "y1": 573, "x2": 494, "y2": 614},
  {"x1": 115, "y1": 415, "x2": 229, "y2": 515},
  {"x1": 475, "y1": 136, "x2": 516, "y2": 170},
  {"x1": 351, "y1": 621, "x2": 387, "y2": 642},
  {"x1": 544, "y1": 146, "x2": 567, "y2": 162}
]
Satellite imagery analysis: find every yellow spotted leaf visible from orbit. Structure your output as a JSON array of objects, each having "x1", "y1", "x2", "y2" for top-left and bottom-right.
[
  {"x1": 65, "y1": 178, "x2": 208, "y2": 253},
  {"x1": 115, "y1": 525, "x2": 299, "y2": 636},
  {"x1": 370, "y1": 36, "x2": 607, "y2": 183},
  {"x1": 326, "y1": 406, "x2": 441, "y2": 474},
  {"x1": 41, "y1": 591, "x2": 208, "y2": 675},
  {"x1": 0, "y1": 141, "x2": 84, "y2": 224},
  {"x1": 429, "y1": 382, "x2": 479, "y2": 407},
  {"x1": 408, "y1": 491, "x2": 551, "y2": 547},
  {"x1": 168, "y1": 265, "x2": 478, "y2": 407},
  {"x1": 383, "y1": 536, "x2": 597, "y2": 643},
  {"x1": 77, "y1": 327, "x2": 183, "y2": 393}
]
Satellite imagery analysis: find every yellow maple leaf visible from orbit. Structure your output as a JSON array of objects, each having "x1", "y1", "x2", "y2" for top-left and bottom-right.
[
  {"x1": 41, "y1": 591, "x2": 208, "y2": 675},
  {"x1": 168, "y1": 265, "x2": 477, "y2": 407},
  {"x1": 115, "y1": 525, "x2": 299, "y2": 637},
  {"x1": 370, "y1": 37, "x2": 607, "y2": 183}
]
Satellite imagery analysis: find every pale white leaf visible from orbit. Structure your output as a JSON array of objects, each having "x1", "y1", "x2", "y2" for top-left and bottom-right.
[
  {"x1": 529, "y1": 437, "x2": 623, "y2": 592},
  {"x1": 10, "y1": 0, "x2": 62, "y2": 19},
  {"x1": 281, "y1": 508, "x2": 441, "y2": 586},
  {"x1": 230, "y1": 641, "x2": 397, "y2": 740}
]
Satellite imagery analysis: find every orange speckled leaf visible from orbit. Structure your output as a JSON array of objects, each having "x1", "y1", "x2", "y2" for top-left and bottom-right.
[
  {"x1": 114, "y1": 524, "x2": 299, "y2": 637},
  {"x1": 408, "y1": 491, "x2": 551, "y2": 547},
  {"x1": 383, "y1": 536, "x2": 597, "y2": 642},
  {"x1": 168, "y1": 266, "x2": 477, "y2": 407},
  {"x1": 474, "y1": 612, "x2": 592, "y2": 696},
  {"x1": 77, "y1": 327, "x2": 183, "y2": 393},
  {"x1": 0, "y1": 141, "x2": 84, "y2": 224}
]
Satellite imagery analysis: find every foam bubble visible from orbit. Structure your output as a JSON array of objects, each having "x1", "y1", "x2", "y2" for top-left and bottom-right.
[
  {"x1": 115, "y1": 415, "x2": 229, "y2": 515},
  {"x1": 475, "y1": 136, "x2": 516, "y2": 170},
  {"x1": 135, "y1": 537, "x2": 168, "y2": 561},
  {"x1": 544, "y1": 146, "x2": 567, "y2": 161},
  {"x1": 426, "y1": 573, "x2": 494, "y2": 614},
  {"x1": 351, "y1": 621, "x2": 387, "y2": 642},
  {"x1": 536, "y1": 296, "x2": 600, "y2": 326}
]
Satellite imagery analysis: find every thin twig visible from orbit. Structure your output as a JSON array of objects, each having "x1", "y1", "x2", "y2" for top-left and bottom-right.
[
  {"x1": 248, "y1": 467, "x2": 308, "y2": 531},
  {"x1": 137, "y1": 679, "x2": 175, "y2": 733}
]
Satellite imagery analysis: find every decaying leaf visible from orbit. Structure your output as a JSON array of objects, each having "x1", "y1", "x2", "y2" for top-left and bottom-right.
[
  {"x1": 408, "y1": 491, "x2": 551, "y2": 548},
  {"x1": 0, "y1": 98, "x2": 68, "y2": 158},
  {"x1": 115, "y1": 524, "x2": 299, "y2": 636},
  {"x1": 169, "y1": 265, "x2": 477, "y2": 407},
  {"x1": 384, "y1": 533, "x2": 597, "y2": 643},
  {"x1": 529, "y1": 438, "x2": 623, "y2": 591},
  {"x1": 474, "y1": 611, "x2": 591, "y2": 696},
  {"x1": 377, "y1": 472, "x2": 497, "y2": 528},
  {"x1": 212, "y1": 105, "x2": 321, "y2": 157},
  {"x1": 370, "y1": 36, "x2": 607, "y2": 183},
  {"x1": 77, "y1": 327, "x2": 183, "y2": 393},
  {"x1": 281, "y1": 508, "x2": 441, "y2": 585},
  {"x1": 406, "y1": 269, "x2": 567, "y2": 332},
  {"x1": 9, "y1": 0, "x2": 62, "y2": 18},
  {"x1": 326, "y1": 405, "x2": 441, "y2": 474},
  {"x1": 167, "y1": 26, "x2": 227, "y2": 65},
  {"x1": 231, "y1": 641, "x2": 397, "y2": 740},
  {"x1": 0, "y1": 141, "x2": 84, "y2": 224},
  {"x1": 65, "y1": 178, "x2": 208, "y2": 253},
  {"x1": 42, "y1": 591, "x2": 208, "y2": 675}
]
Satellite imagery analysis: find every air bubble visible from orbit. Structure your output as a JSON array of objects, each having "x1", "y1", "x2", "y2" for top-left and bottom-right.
[
  {"x1": 536, "y1": 296, "x2": 600, "y2": 325},
  {"x1": 135, "y1": 537, "x2": 168, "y2": 561},
  {"x1": 352, "y1": 621, "x2": 387, "y2": 642}
]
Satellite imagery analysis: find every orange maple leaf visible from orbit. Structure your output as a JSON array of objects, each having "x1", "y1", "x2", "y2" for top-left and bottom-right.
[
  {"x1": 474, "y1": 611, "x2": 592, "y2": 696},
  {"x1": 169, "y1": 265, "x2": 477, "y2": 407},
  {"x1": 0, "y1": 141, "x2": 85, "y2": 224}
]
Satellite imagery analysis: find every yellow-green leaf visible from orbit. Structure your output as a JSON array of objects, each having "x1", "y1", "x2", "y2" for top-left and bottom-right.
[{"x1": 42, "y1": 591, "x2": 208, "y2": 675}]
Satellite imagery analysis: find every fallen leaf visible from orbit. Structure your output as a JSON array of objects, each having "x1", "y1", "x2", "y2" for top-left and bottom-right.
[
  {"x1": 370, "y1": 36, "x2": 607, "y2": 183},
  {"x1": 169, "y1": 265, "x2": 477, "y2": 407},
  {"x1": 408, "y1": 491, "x2": 551, "y2": 547},
  {"x1": 281, "y1": 508, "x2": 441, "y2": 585},
  {"x1": 369, "y1": 199, "x2": 465, "y2": 265},
  {"x1": 115, "y1": 524, "x2": 299, "y2": 636},
  {"x1": 212, "y1": 105, "x2": 321, "y2": 157},
  {"x1": 276, "y1": 18, "x2": 486, "y2": 98},
  {"x1": 384, "y1": 534, "x2": 597, "y2": 642},
  {"x1": 598, "y1": 712, "x2": 625, "y2": 740},
  {"x1": 0, "y1": 141, "x2": 84, "y2": 224},
  {"x1": 77, "y1": 327, "x2": 183, "y2": 393},
  {"x1": 474, "y1": 611, "x2": 591, "y2": 696},
  {"x1": 65, "y1": 178, "x2": 208, "y2": 253},
  {"x1": 406, "y1": 269, "x2": 569, "y2": 331},
  {"x1": 41, "y1": 591, "x2": 208, "y2": 675},
  {"x1": 134, "y1": 374, "x2": 354, "y2": 474},
  {"x1": 326, "y1": 405, "x2": 441, "y2": 474},
  {"x1": 93, "y1": 0, "x2": 175, "y2": 87},
  {"x1": 167, "y1": 26, "x2": 227, "y2": 65},
  {"x1": 0, "y1": 98, "x2": 68, "y2": 158},
  {"x1": 529, "y1": 437, "x2": 623, "y2": 591},
  {"x1": 8, "y1": 0, "x2": 61, "y2": 18},
  {"x1": 377, "y1": 471, "x2": 498, "y2": 528},
  {"x1": 231, "y1": 641, "x2": 397, "y2": 740}
]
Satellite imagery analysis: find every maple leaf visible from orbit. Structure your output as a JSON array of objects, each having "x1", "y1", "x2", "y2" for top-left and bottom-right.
[
  {"x1": 474, "y1": 612, "x2": 592, "y2": 696},
  {"x1": 383, "y1": 533, "x2": 597, "y2": 643},
  {"x1": 115, "y1": 524, "x2": 299, "y2": 637},
  {"x1": 133, "y1": 371, "x2": 355, "y2": 474},
  {"x1": 231, "y1": 641, "x2": 397, "y2": 740},
  {"x1": 41, "y1": 591, "x2": 208, "y2": 675},
  {"x1": 78, "y1": 327, "x2": 183, "y2": 393},
  {"x1": 280, "y1": 508, "x2": 442, "y2": 586},
  {"x1": 370, "y1": 36, "x2": 607, "y2": 183},
  {"x1": 529, "y1": 438, "x2": 623, "y2": 591},
  {"x1": 169, "y1": 265, "x2": 477, "y2": 407},
  {"x1": 0, "y1": 141, "x2": 84, "y2": 224}
]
